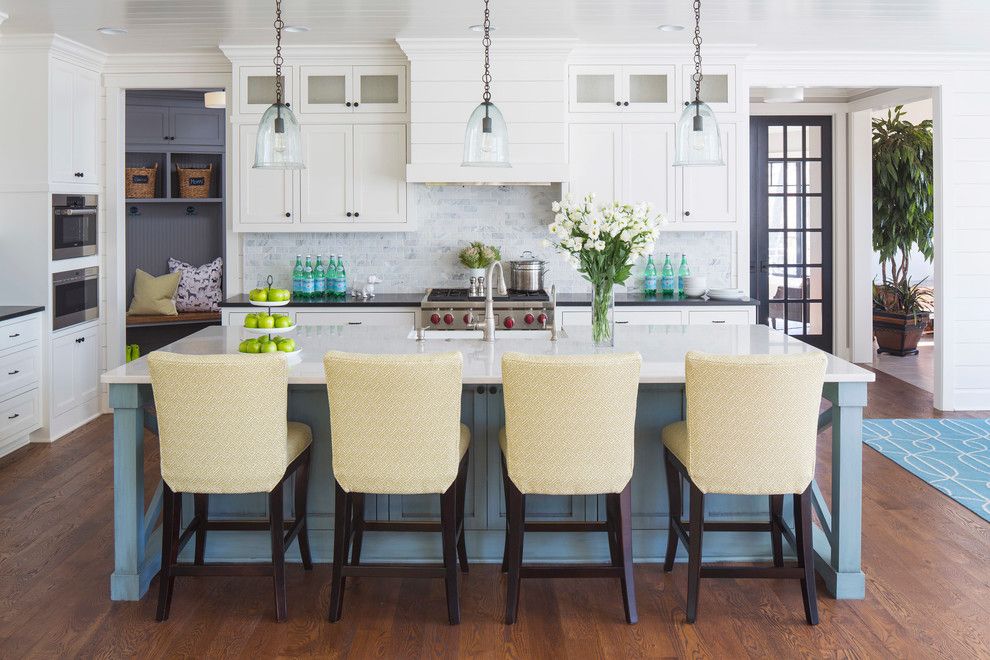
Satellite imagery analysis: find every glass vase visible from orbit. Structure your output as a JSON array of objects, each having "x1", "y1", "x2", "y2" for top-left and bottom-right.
[{"x1": 591, "y1": 281, "x2": 616, "y2": 348}]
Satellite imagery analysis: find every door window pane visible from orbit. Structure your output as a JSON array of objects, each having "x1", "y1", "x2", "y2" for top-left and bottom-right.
[
  {"x1": 768, "y1": 232, "x2": 785, "y2": 264},
  {"x1": 786, "y1": 267, "x2": 806, "y2": 299},
  {"x1": 806, "y1": 266, "x2": 824, "y2": 299},
  {"x1": 786, "y1": 231, "x2": 804, "y2": 265},
  {"x1": 768, "y1": 162, "x2": 784, "y2": 193},
  {"x1": 805, "y1": 196, "x2": 822, "y2": 229},
  {"x1": 308, "y1": 75, "x2": 346, "y2": 105},
  {"x1": 807, "y1": 302, "x2": 823, "y2": 335},
  {"x1": 786, "y1": 196, "x2": 804, "y2": 229},
  {"x1": 786, "y1": 126, "x2": 803, "y2": 158},
  {"x1": 629, "y1": 74, "x2": 667, "y2": 103},
  {"x1": 768, "y1": 196, "x2": 784, "y2": 229},
  {"x1": 806, "y1": 126, "x2": 822, "y2": 158},
  {"x1": 768, "y1": 126, "x2": 784, "y2": 158},
  {"x1": 806, "y1": 231, "x2": 823, "y2": 265},
  {"x1": 804, "y1": 162, "x2": 823, "y2": 194},
  {"x1": 359, "y1": 75, "x2": 399, "y2": 104},
  {"x1": 576, "y1": 74, "x2": 615, "y2": 103},
  {"x1": 786, "y1": 162, "x2": 804, "y2": 193}
]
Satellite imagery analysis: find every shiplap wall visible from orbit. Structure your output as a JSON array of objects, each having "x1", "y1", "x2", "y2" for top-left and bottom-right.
[{"x1": 401, "y1": 39, "x2": 572, "y2": 165}]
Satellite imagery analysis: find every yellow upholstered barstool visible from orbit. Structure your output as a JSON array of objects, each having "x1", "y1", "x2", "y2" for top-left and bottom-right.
[
  {"x1": 661, "y1": 350, "x2": 827, "y2": 625},
  {"x1": 500, "y1": 352, "x2": 642, "y2": 625},
  {"x1": 147, "y1": 352, "x2": 313, "y2": 623},
  {"x1": 323, "y1": 351, "x2": 470, "y2": 625}
]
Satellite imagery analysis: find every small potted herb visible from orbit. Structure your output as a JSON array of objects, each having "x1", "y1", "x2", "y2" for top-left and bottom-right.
[{"x1": 458, "y1": 242, "x2": 501, "y2": 277}]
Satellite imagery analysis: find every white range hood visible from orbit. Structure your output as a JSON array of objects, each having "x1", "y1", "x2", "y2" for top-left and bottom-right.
[{"x1": 398, "y1": 38, "x2": 575, "y2": 186}]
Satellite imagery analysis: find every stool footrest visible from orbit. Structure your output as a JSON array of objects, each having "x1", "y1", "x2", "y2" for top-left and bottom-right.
[
  {"x1": 524, "y1": 521, "x2": 609, "y2": 533},
  {"x1": 205, "y1": 519, "x2": 296, "y2": 531},
  {"x1": 519, "y1": 564, "x2": 624, "y2": 579},
  {"x1": 171, "y1": 563, "x2": 273, "y2": 577},
  {"x1": 700, "y1": 566, "x2": 805, "y2": 580},
  {"x1": 341, "y1": 564, "x2": 447, "y2": 579}
]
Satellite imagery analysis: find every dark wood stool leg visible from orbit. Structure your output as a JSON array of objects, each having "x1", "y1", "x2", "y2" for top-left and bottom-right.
[
  {"x1": 795, "y1": 487, "x2": 820, "y2": 625},
  {"x1": 663, "y1": 448, "x2": 682, "y2": 572},
  {"x1": 500, "y1": 454, "x2": 511, "y2": 574},
  {"x1": 350, "y1": 493, "x2": 365, "y2": 566},
  {"x1": 605, "y1": 493, "x2": 620, "y2": 567},
  {"x1": 685, "y1": 483, "x2": 705, "y2": 624},
  {"x1": 329, "y1": 481, "x2": 349, "y2": 622},
  {"x1": 156, "y1": 483, "x2": 180, "y2": 622},
  {"x1": 269, "y1": 483, "x2": 287, "y2": 622},
  {"x1": 770, "y1": 494, "x2": 784, "y2": 568},
  {"x1": 194, "y1": 494, "x2": 209, "y2": 565},
  {"x1": 440, "y1": 483, "x2": 461, "y2": 625},
  {"x1": 455, "y1": 452, "x2": 469, "y2": 574},
  {"x1": 616, "y1": 482, "x2": 638, "y2": 624},
  {"x1": 294, "y1": 451, "x2": 313, "y2": 570},
  {"x1": 504, "y1": 478, "x2": 526, "y2": 625}
]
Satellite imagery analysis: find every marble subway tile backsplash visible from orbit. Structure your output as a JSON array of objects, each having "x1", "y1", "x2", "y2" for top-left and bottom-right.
[{"x1": 241, "y1": 184, "x2": 733, "y2": 294}]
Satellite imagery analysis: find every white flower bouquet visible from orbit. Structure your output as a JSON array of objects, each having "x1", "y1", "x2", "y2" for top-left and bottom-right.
[{"x1": 546, "y1": 193, "x2": 664, "y2": 345}]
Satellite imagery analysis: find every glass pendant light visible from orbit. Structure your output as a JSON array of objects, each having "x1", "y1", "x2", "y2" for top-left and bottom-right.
[
  {"x1": 673, "y1": 0, "x2": 723, "y2": 167},
  {"x1": 463, "y1": 0, "x2": 510, "y2": 167},
  {"x1": 254, "y1": 0, "x2": 304, "y2": 170}
]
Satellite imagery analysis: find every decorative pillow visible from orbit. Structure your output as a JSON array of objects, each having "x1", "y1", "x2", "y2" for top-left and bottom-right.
[
  {"x1": 168, "y1": 257, "x2": 223, "y2": 312},
  {"x1": 128, "y1": 269, "x2": 180, "y2": 316}
]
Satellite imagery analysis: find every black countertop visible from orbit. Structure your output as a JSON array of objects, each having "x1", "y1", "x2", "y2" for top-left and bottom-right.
[
  {"x1": 0, "y1": 305, "x2": 45, "y2": 323},
  {"x1": 221, "y1": 292, "x2": 756, "y2": 308}
]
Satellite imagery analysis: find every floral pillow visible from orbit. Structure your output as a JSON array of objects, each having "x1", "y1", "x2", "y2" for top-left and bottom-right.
[{"x1": 168, "y1": 257, "x2": 223, "y2": 312}]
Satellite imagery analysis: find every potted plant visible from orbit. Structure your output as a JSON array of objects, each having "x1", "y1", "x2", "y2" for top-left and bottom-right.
[
  {"x1": 546, "y1": 194, "x2": 663, "y2": 347},
  {"x1": 458, "y1": 241, "x2": 501, "y2": 278},
  {"x1": 872, "y1": 106, "x2": 934, "y2": 356}
]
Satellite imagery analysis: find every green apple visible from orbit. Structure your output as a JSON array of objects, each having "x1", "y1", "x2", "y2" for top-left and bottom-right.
[
  {"x1": 274, "y1": 316, "x2": 292, "y2": 328},
  {"x1": 259, "y1": 341, "x2": 278, "y2": 353},
  {"x1": 248, "y1": 288, "x2": 268, "y2": 302},
  {"x1": 259, "y1": 316, "x2": 276, "y2": 329},
  {"x1": 243, "y1": 340, "x2": 261, "y2": 354},
  {"x1": 277, "y1": 339, "x2": 296, "y2": 352},
  {"x1": 243, "y1": 315, "x2": 259, "y2": 329}
]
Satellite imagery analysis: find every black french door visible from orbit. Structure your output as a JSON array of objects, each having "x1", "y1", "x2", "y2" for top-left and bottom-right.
[{"x1": 750, "y1": 116, "x2": 833, "y2": 352}]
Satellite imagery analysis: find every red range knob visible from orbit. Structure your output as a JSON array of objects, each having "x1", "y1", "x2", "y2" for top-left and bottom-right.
[
  {"x1": 463, "y1": 313, "x2": 473, "y2": 324},
  {"x1": 523, "y1": 313, "x2": 535, "y2": 325},
  {"x1": 443, "y1": 313, "x2": 454, "y2": 325},
  {"x1": 430, "y1": 313, "x2": 441, "y2": 325},
  {"x1": 503, "y1": 316, "x2": 515, "y2": 329},
  {"x1": 537, "y1": 313, "x2": 548, "y2": 325}
]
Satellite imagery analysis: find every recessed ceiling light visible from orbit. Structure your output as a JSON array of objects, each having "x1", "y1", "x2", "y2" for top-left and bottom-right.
[
  {"x1": 97, "y1": 26, "x2": 127, "y2": 35},
  {"x1": 283, "y1": 25, "x2": 310, "y2": 33},
  {"x1": 468, "y1": 24, "x2": 495, "y2": 32},
  {"x1": 657, "y1": 24, "x2": 684, "y2": 32}
]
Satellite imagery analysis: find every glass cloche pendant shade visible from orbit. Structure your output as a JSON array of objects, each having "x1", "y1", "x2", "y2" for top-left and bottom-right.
[
  {"x1": 462, "y1": 101, "x2": 511, "y2": 167},
  {"x1": 254, "y1": 103, "x2": 304, "y2": 169},
  {"x1": 673, "y1": 100, "x2": 723, "y2": 166}
]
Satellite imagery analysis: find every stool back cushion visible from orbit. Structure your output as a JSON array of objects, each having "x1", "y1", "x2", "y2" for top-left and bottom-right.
[
  {"x1": 148, "y1": 352, "x2": 289, "y2": 494},
  {"x1": 502, "y1": 352, "x2": 641, "y2": 495},
  {"x1": 324, "y1": 351, "x2": 464, "y2": 495},
  {"x1": 684, "y1": 351, "x2": 828, "y2": 495}
]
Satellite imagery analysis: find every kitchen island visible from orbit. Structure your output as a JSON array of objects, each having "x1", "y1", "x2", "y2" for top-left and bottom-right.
[{"x1": 103, "y1": 323, "x2": 872, "y2": 602}]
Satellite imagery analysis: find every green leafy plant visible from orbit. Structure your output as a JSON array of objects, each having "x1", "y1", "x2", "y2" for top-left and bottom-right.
[
  {"x1": 872, "y1": 106, "x2": 934, "y2": 303},
  {"x1": 873, "y1": 277, "x2": 933, "y2": 319},
  {"x1": 458, "y1": 242, "x2": 501, "y2": 269}
]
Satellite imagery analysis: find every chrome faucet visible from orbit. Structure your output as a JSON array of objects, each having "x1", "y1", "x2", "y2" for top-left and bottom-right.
[{"x1": 483, "y1": 261, "x2": 508, "y2": 342}]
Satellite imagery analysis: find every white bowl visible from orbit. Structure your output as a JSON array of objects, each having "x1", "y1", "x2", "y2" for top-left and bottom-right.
[{"x1": 684, "y1": 287, "x2": 707, "y2": 298}]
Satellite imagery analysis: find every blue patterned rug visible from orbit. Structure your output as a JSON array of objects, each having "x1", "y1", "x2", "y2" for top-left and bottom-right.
[{"x1": 863, "y1": 419, "x2": 990, "y2": 523}]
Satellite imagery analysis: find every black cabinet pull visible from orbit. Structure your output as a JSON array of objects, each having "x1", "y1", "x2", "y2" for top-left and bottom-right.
[
  {"x1": 8, "y1": 333, "x2": 19, "y2": 338},
  {"x1": 76, "y1": 336, "x2": 86, "y2": 343},
  {"x1": 615, "y1": 320, "x2": 629, "y2": 324},
  {"x1": 285, "y1": 102, "x2": 291, "y2": 107},
  {"x1": 711, "y1": 320, "x2": 726, "y2": 324},
  {"x1": 476, "y1": 385, "x2": 485, "y2": 394},
  {"x1": 347, "y1": 321, "x2": 362, "y2": 325},
  {"x1": 623, "y1": 101, "x2": 629, "y2": 106},
  {"x1": 353, "y1": 212, "x2": 359, "y2": 218},
  {"x1": 684, "y1": 210, "x2": 691, "y2": 217},
  {"x1": 346, "y1": 212, "x2": 352, "y2": 217},
  {"x1": 353, "y1": 102, "x2": 359, "y2": 107},
  {"x1": 7, "y1": 413, "x2": 18, "y2": 420},
  {"x1": 488, "y1": 386, "x2": 497, "y2": 394},
  {"x1": 8, "y1": 370, "x2": 19, "y2": 375},
  {"x1": 615, "y1": 101, "x2": 622, "y2": 106},
  {"x1": 345, "y1": 101, "x2": 352, "y2": 107},
  {"x1": 285, "y1": 212, "x2": 291, "y2": 217}
]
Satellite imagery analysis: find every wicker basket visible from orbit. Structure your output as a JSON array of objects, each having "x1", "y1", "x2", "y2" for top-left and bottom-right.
[
  {"x1": 176, "y1": 163, "x2": 214, "y2": 199},
  {"x1": 125, "y1": 163, "x2": 158, "y2": 199}
]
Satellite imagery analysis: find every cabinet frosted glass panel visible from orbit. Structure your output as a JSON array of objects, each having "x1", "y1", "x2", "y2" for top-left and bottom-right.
[
  {"x1": 699, "y1": 74, "x2": 730, "y2": 104},
  {"x1": 358, "y1": 75, "x2": 399, "y2": 105},
  {"x1": 247, "y1": 75, "x2": 285, "y2": 105},
  {"x1": 353, "y1": 66, "x2": 406, "y2": 113},
  {"x1": 628, "y1": 74, "x2": 667, "y2": 104},
  {"x1": 307, "y1": 75, "x2": 347, "y2": 105},
  {"x1": 575, "y1": 74, "x2": 616, "y2": 104}
]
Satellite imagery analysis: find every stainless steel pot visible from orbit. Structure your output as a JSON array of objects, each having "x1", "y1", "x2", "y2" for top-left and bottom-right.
[{"x1": 508, "y1": 251, "x2": 549, "y2": 291}]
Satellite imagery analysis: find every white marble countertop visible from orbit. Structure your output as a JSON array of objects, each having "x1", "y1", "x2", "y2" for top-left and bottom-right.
[{"x1": 103, "y1": 324, "x2": 874, "y2": 385}]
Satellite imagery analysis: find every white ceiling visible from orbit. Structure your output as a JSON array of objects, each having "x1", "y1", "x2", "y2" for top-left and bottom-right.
[{"x1": 1, "y1": 0, "x2": 989, "y2": 55}]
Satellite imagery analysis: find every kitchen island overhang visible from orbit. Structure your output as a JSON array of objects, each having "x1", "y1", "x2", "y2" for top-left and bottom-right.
[{"x1": 103, "y1": 324, "x2": 873, "y2": 602}]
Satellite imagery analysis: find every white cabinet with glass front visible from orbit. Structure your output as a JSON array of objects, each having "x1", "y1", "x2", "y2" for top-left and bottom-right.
[
  {"x1": 300, "y1": 65, "x2": 406, "y2": 114},
  {"x1": 569, "y1": 65, "x2": 675, "y2": 113},
  {"x1": 679, "y1": 63, "x2": 736, "y2": 113},
  {"x1": 237, "y1": 65, "x2": 297, "y2": 115}
]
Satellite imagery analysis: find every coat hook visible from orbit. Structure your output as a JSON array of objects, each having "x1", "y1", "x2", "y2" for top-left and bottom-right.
[
  {"x1": 128, "y1": 206, "x2": 140, "y2": 216},
  {"x1": 185, "y1": 206, "x2": 196, "y2": 216}
]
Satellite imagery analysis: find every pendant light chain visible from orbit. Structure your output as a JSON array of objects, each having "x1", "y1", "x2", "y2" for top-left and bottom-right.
[
  {"x1": 481, "y1": 0, "x2": 492, "y2": 103},
  {"x1": 273, "y1": 0, "x2": 285, "y2": 106},
  {"x1": 691, "y1": 0, "x2": 703, "y2": 103}
]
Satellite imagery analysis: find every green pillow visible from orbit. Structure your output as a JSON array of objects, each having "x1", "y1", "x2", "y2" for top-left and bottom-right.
[{"x1": 128, "y1": 269, "x2": 180, "y2": 316}]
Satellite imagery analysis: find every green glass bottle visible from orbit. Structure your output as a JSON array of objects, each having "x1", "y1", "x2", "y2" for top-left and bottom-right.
[
  {"x1": 314, "y1": 255, "x2": 326, "y2": 299},
  {"x1": 643, "y1": 255, "x2": 658, "y2": 296},
  {"x1": 335, "y1": 256, "x2": 347, "y2": 299},
  {"x1": 303, "y1": 255, "x2": 315, "y2": 300},
  {"x1": 678, "y1": 255, "x2": 690, "y2": 298},
  {"x1": 291, "y1": 255, "x2": 304, "y2": 301},
  {"x1": 660, "y1": 254, "x2": 675, "y2": 297}
]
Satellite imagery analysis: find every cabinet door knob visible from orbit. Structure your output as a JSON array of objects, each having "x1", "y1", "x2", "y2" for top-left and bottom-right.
[
  {"x1": 623, "y1": 101, "x2": 629, "y2": 106},
  {"x1": 476, "y1": 385, "x2": 485, "y2": 394},
  {"x1": 488, "y1": 386, "x2": 498, "y2": 394},
  {"x1": 345, "y1": 101, "x2": 352, "y2": 107},
  {"x1": 285, "y1": 102, "x2": 290, "y2": 107},
  {"x1": 615, "y1": 101, "x2": 622, "y2": 106},
  {"x1": 346, "y1": 212, "x2": 352, "y2": 217},
  {"x1": 684, "y1": 211, "x2": 691, "y2": 217},
  {"x1": 353, "y1": 212, "x2": 359, "y2": 218},
  {"x1": 353, "y1": 102, "x2": 359, "y2": 107},
  {"x1": 285, "y1": 212, "x2": 291, "y2": 218}
]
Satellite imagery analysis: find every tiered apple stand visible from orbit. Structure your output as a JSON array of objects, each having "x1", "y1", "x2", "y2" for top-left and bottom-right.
[{"x1": 244, "y1": 276, "x2": 301, "y2": 358}]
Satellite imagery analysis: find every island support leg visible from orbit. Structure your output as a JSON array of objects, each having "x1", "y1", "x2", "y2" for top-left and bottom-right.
[
  {"x1": 815, "y1": 381, "x2": 868, "y2": 600},
  {"x1": 109, "y1": 383, "x2": 161, "y2": 601}
]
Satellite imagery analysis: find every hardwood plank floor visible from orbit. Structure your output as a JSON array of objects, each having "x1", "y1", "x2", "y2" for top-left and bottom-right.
[{"x1": 0, "y1": 369, "x2": 988, "y2": 659}]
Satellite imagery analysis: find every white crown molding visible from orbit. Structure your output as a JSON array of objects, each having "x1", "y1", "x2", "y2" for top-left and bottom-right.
[
  {"x1": 568, "y1": 42, "x2": 756, "y2": 63},
  {"x1": 104, "y1": 51, "x2": 231, "y2": 75},
  {"x1": 220, "y1": 42, "x2": 406, "y2": 64},
  {"x1": 0, "y1": 33, "x2": 106, "y2": 69},
  {"x1": 397, "y1": 37, "x2": 577, "y2": 61}
]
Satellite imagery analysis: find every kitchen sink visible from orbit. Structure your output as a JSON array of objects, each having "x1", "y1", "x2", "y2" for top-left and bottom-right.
[{"x1": 406, "y1": 329, "x2": 566, "y2": 340}]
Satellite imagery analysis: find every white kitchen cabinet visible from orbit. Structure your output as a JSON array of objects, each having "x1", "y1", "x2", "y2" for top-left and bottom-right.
[
  {"x1": 569, "y1": 123, "x2": 675, "y2": 218},
  {"x1": 569, "y1": 65, "x2": 675, "y2": 113},
  {"x1": 352, "y1": 124, "x2": 407, "y2": 223},
  {"x1": 50, "y1": 59, "x2": 99, "y2": 186},
  {"x1": 294, "y1": 311, "x2": 416, "y2": 328},
  {"x1": 238, "y1": 65, "x2": 295, "y2": 115},
  {"x1": 687, "y1": 309, "x2": 755, "y2": 325},
  {"x1": 300, "y1": 65, "x2": 406, "y2": 114},
  {"x1": 0, "y1": 313, "x2": 43, "y2": 458},
  {"x1": 50, "y1": 324, "x2": 99, "y2": 420},
  {"x1": 236, "y1": 124, "x2": 295, "y2": 227},
  {"x1": 560, "y1": 305, "x2": 756, "y2": 328},
  {"x1": 299, "y1": 124, "x2": 353, "y2": 224},
  {"x1": 677, "y1": 123, "x2": 736, "y2": 224}
]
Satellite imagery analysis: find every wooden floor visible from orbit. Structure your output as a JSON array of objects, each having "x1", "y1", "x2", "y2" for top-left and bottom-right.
[{"x1": 1, "y1": 369, "x2": 989, "y2": 658}]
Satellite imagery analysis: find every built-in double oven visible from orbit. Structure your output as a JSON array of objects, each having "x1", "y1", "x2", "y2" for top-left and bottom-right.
[
  {"x1": 52, "y1": 267, "x2": 100, "y2": 331},
  {"x1": 52, "y1": 194, "x2": 98, "y2": 260}
]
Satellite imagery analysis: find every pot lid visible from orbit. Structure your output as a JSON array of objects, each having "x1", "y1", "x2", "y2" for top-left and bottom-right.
[{"x1": 509, "y1": 250, "x2": 545, "y2": 267}]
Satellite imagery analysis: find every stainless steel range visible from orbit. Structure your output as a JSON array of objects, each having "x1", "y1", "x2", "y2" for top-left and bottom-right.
[{"x1": 419, "y1": 287, "x2": 556, "y2": 331}]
